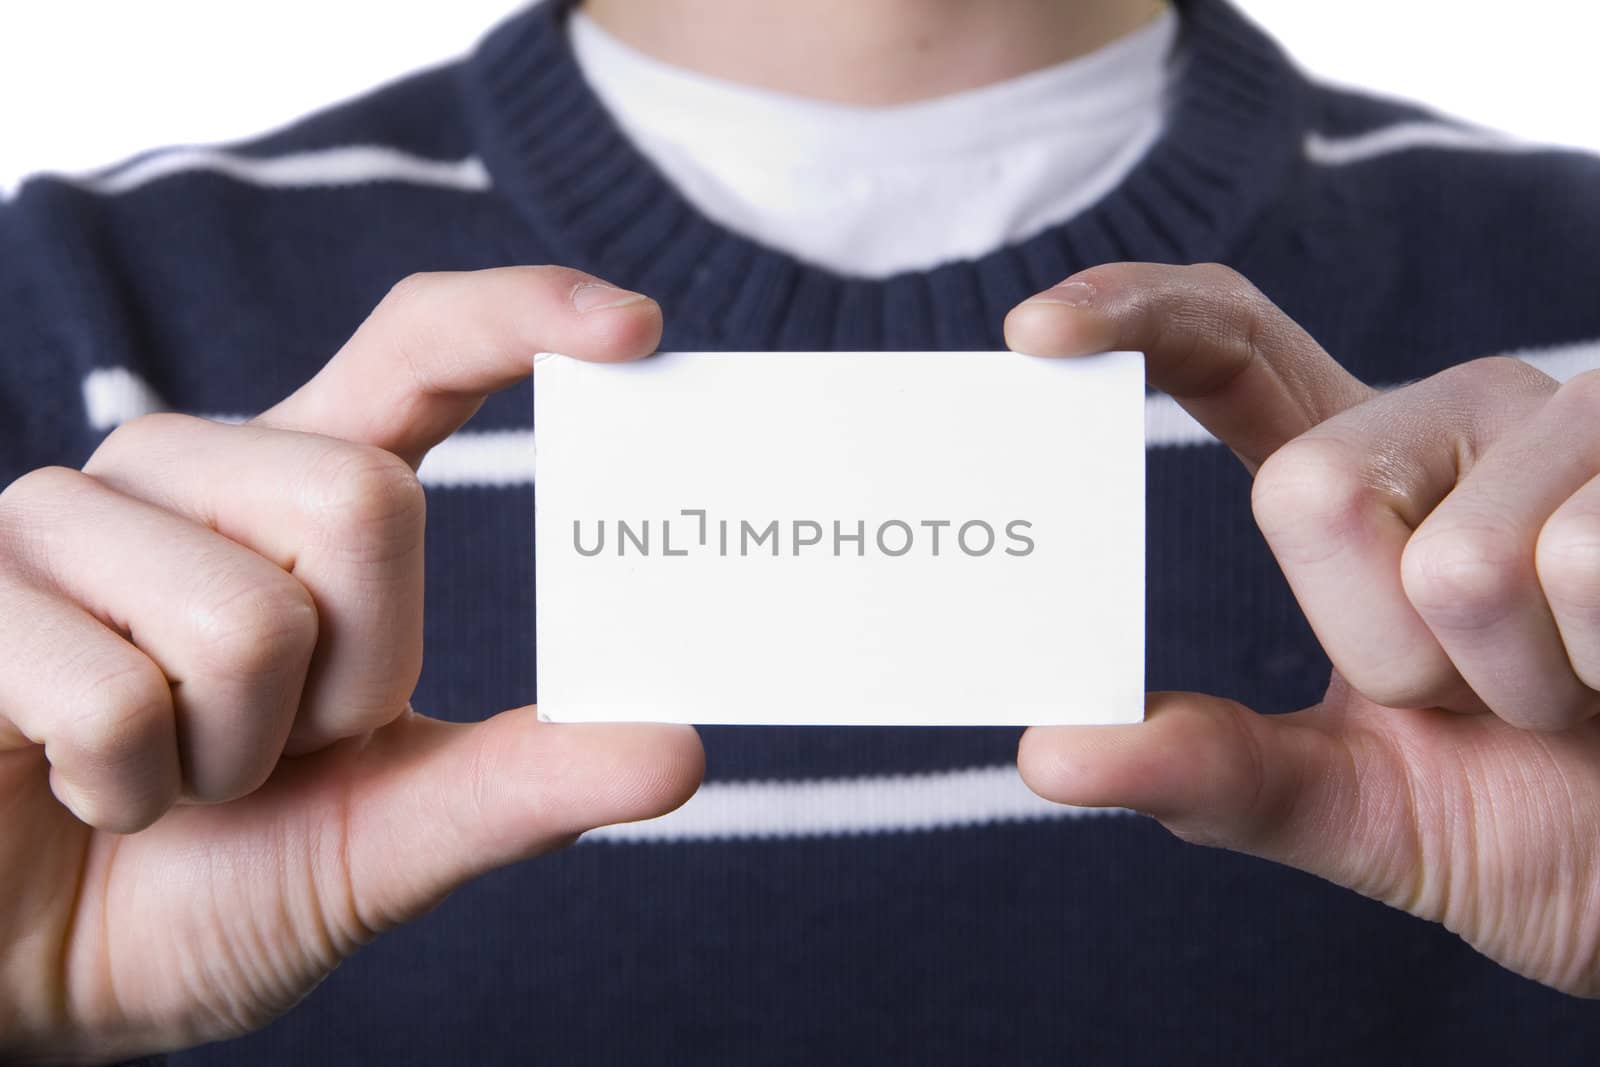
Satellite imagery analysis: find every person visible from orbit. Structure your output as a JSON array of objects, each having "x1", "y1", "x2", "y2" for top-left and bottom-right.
[{"x1": 1, "y1": 0, "x2": 1598, "y2": 1062}]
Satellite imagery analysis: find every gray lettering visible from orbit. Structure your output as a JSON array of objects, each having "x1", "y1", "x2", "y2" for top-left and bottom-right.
[
  {"x1": 1005, "y1": 519, "x2": 1035, "y2": 557},
  {"x1": 618, "y1": 518, "x2": 649, "y2": 556},
  {"x1": 958, "y1": 520, "x2": 995, "y2": 556},
  {"x1": 792, "y1": 520, "x2": 823, "y2": 555},
  {"x1": 573, "y1": 514, "x2": 1035, "y2": 560},
  {"x1": 682, "y1": 508, "x2": 708, "y2": 545},
  {"x1": 834, "y1": 520, "x2": 865, "y2": 557},
  {"x1": 573, "y1": 519, "x2": 605, "y2": 557},
  {"x1": 662, "y1": 519, "x2": 687, "y2": 556},
  {"x1": 741, "y1": 519, "x2": 779, "y2": 556},
  {"x1": 920, "y1": 519, "x2": 950, "y2": 556},
  {"x1": 876, "y1": 520, "x2": 913, "y2": 557}
]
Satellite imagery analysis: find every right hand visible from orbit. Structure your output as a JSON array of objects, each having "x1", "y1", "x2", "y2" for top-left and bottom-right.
[
  {"x1": 0, "y1": 267, "x2": 704, "y2": 1064},
  {"x1": 1008, "y1": 262, "x2": 1600, "y2": 996}
]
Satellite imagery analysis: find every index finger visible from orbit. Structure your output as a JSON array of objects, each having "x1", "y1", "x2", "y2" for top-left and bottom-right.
[
  {"x1": 1003, "y1": 262, "x2": 1375, "y2": 471},
  {"x1": 255, "y1": 266, "x2": 662, "y2": 466}
]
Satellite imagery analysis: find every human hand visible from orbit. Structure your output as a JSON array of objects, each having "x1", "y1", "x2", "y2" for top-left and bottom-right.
[
  {"x1": 1006, "y1": 263, "x2": 1600, "y2": 996},
  {"x1": 0, "y1": 267, "x2": 704, "y2": 1063}
]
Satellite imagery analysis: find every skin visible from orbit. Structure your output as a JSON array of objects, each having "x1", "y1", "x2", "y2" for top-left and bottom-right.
[
  {"x1": 6, "y1": 264, "x2": 1598, "y2": 1063},
  {"x1": 0, "y1": 269, "x2": 706, "y2": 1063},
  {"x1": 4, "y1": 3, "x2": 1595, "y2": 1059},
  {"x1": 1007, "y1": 264, "x2": 1600, "y2": 997},
  {"x1": 582, "y1": 0, "x2": 1173, "y2": 105}
]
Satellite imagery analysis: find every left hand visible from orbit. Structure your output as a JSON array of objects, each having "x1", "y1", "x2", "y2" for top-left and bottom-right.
[{"x1": 1004, "y1": 262, "x2": 1600, "y2": 997}]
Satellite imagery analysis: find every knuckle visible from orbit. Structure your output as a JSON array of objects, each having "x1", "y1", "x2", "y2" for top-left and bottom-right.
[
  {"x1": 1, "y1": 464, "x2": 90, "y2": 513},
  {"x1": 52, "y1": 768, "x2": 168, "y2": 834},
  {"x1": 380, "y1": 271, "x2": 441, "y2": 315},
  {"x1": 88, "y1": 412, "x2": 203, "y2": 469},
  {"x1": 1187, "y1": 261, "x2": 1254, "y2": 297},
  {"x1": 0, "y1": 467, "x2": 92, "y2": 566},
  {"x1": 1537, "y1": 511, "x2": 1600, "y2": 614},
  {"x1": 1345, "y1": 655, "x2": 1461, "y2": 712},
  {"x1": 191, "y1": 574, "x2": 319, "y2": 679},
  {"x1": 1156, "y1": 263, "x2": 1282, "y2": 391},
  {"x1": 1401, "y1": 522, "x2": 1529, "y2": 629},
  {"x1": 192, "y1": 758, "x2": 276, "y2": 807},
  {"x1": 1252, "y1": 437, "x2": 1374, "y2": 560},
  {"x1": 1456, "y1": 355, "x2": 1533, "y2": 384},
  {"x1": 301, "y1": 444, "x2": 426, "y2": 554},
  {"x1": 1188, "y1": 262, "x2": 1269, "y2": 327},
  {"x1": 1555, "y1": 367, "x2": 1600, "y2": 410},
  {"x1": 1441, "y1": 355, "x2": 1555, "y2": 399},
  {"x1": 376, "y1": 273, "x2": 448, "y2": 395},
  {"x1": 59, "y1": 659, "x2": 173, "y2": 777}
]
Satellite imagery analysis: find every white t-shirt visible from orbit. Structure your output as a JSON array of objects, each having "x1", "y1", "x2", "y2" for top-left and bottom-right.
[{"x1": 568, "y1": 8, "x2": 1179, "y2": 279}]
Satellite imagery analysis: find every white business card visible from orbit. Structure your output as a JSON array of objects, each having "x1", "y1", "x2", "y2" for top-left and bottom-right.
[{"x1": 533, "y1": 350, "x2": 1145, "y2": 726}]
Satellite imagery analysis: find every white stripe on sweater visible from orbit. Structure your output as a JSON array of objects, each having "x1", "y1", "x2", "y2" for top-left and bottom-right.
[
  {"x1": 80, "y1": 338, "x2": 1600, "y2": 487},
  {"x1": 584, "y1": 764, "x2": 1122, "y2": 843},
  {"x1": 69, "y1": 339, "x2": 1600, "y2": 841},
  {"x1": 39, "y1": 119, "x2": 1547, "y2": 197},
  {"x1": 583, "y1": 341, "x2": 1600, "y2": 843},
  {"x1": 1304, "y1": 120, "x2": 1552, "y2": 167},
  {"x1": 82, "y1": 366, "x2": 166, "y2": 433},
  {"x1": 61, "y1": 145, "x2": 491, "y2": 196}
]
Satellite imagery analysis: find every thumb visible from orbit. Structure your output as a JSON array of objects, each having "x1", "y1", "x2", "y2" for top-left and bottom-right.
[
  {"x1": 255, "y1": 266, "x2": 663, "y2": 467},
  {"x1": 335, "y1": 708, "x2": 703, "y2": 930},
  {"x1": 1003, "y1": 262, "x2": 1376, "y2": 471},
  {"x1": 1018, "y1": 688, "x2": 1423, "y2": 910}
]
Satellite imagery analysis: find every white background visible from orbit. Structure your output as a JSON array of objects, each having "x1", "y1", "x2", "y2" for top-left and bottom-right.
[{"x1": 2, "y1": 1, "x2": 1597, "y2": 192}]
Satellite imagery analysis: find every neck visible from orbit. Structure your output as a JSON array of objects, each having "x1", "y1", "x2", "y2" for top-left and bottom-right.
[{"x1": 578, "y1": 0, "x2": 1171, "y2": 106}]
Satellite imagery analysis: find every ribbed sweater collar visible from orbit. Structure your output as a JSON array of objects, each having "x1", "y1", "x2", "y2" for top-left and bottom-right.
[{"x1": 462, "y1": 0, "x2": 1308, "y2": 350}]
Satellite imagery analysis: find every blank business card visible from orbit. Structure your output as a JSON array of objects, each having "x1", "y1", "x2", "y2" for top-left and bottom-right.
[{"x1": 533, "y1": 350, "x2": 1145, "y2": 726}]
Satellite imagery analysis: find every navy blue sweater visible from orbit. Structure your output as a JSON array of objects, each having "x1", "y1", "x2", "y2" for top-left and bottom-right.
[{"x1": 5, "y1": 0, "x2": 1600, "y2": 1062}]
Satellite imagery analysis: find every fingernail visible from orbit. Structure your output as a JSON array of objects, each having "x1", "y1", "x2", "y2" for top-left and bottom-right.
[
  {"x1": 1023, "y1": 280, "x2": 1096, "y2": 307},
  {"x1": 571, "y1": 282, "x2": 651, "y2": 314}
]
